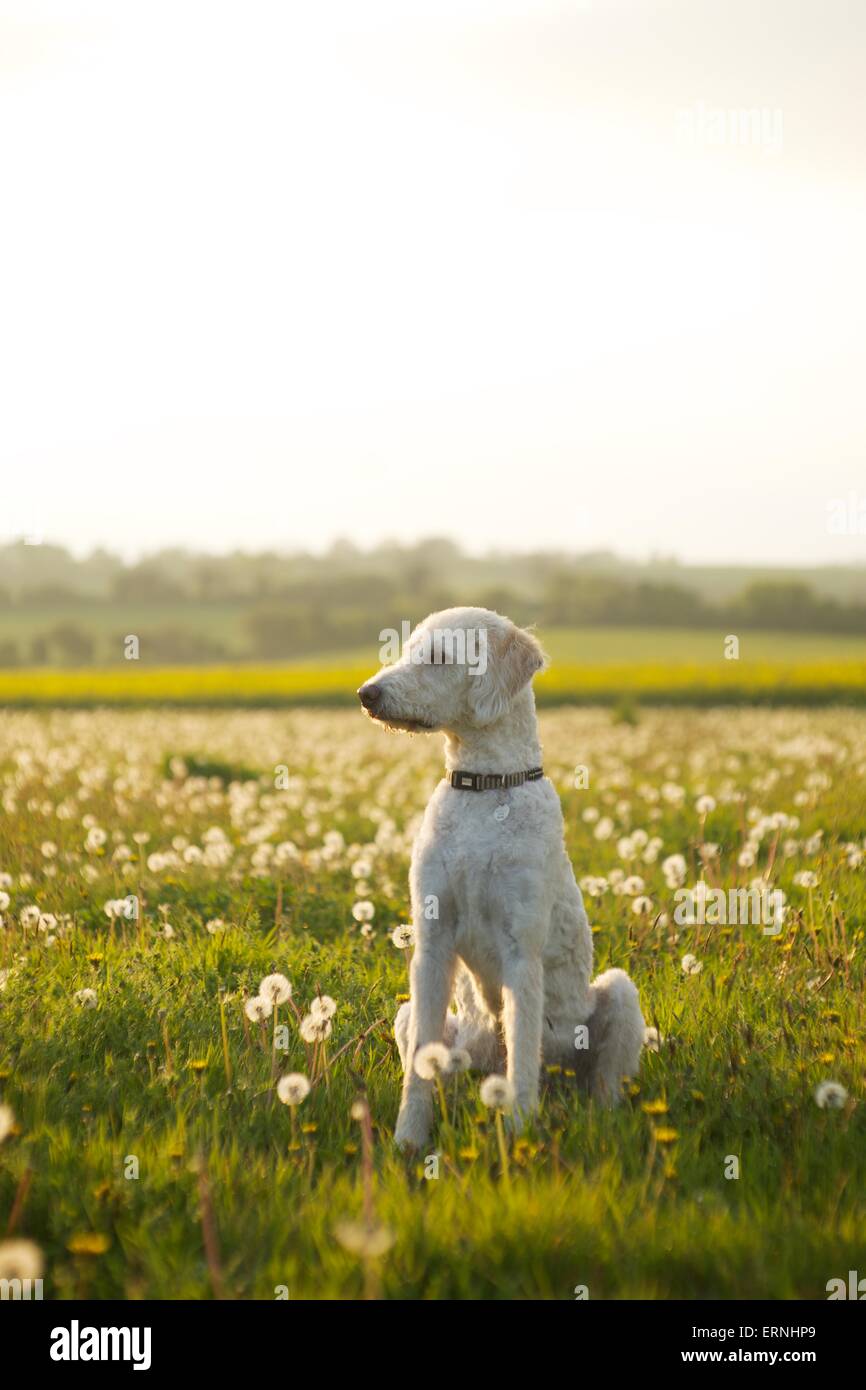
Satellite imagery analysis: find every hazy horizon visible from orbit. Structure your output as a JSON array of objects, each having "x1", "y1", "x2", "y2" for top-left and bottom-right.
[{"x1": 3, "y1": 1, "x2": 865, "y2": 566}]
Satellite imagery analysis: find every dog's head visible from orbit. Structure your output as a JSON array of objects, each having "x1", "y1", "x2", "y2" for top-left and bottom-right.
[{"x1": 357, "y1": 607, "x2": 546, "y2": 734}]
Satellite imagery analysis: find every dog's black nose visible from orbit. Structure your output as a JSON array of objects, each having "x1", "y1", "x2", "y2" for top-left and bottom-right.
[{"x1": 358, "y1": 682, "x2": 382, "y2": 710}]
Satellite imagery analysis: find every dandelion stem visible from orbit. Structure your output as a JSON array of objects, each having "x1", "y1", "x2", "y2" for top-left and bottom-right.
[
  {"x1": 219, "y1": 995, "x2": 232, "y2": 1089},
  {"x1": 5, "y1": 1165, "x2": 33, "y2": 1235},
  {"x1": 271, "y1": 1004, "x2": 279, "y2": 1088},
  {"x1": 435, "y1": 1075, "x2": 449, "y2": 1130},
  {"x1": 196, "y1": 1161, "x2": 225, "y2": 1300},
  {"x1": 494, "y1": 1110, "x2": 511, "y2": 1187}
]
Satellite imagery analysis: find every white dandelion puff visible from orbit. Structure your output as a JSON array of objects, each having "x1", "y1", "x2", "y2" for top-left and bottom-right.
[
  {"x1": 244, "y1": 995, "x2": 273, "y2": 1023},
  {"x1": 334, "y1": 1221, "x2": 394, "y2": 1259},
  {"x1": 390, "y1": 924, "x2": 415, "y2": 949},
  {"x1": 277, "y1": 1073, "x2": 311, "y2": 1106},
  {"x1": 300, "y1": 1012, "x2": 332, "y2": 1043},
  {"x1": 681, "y1": 953, "x2": 703, "y2": 976},
  {"x1": 479, "y1": 1074, "x2": 515, "y2": 1110},
  {"x1": 446, "y1": 1048, "x2": 472, "y2": 1075},
  {"x1": 814, "y1": 1081, "x2": 848, "y2": 1110},
  {"x1": 413, "y1": 1042, "x2": 451, "y2": 1080},
  {"x1": 259, "y1": 973, "x2": 292, "y2": 1006},
  {"x1": 309, "y1": 994, "x2": 337, "y2": 1020},
  {"x1": 0, "y1": 1239, "x2": 43, "y2": 1283}
]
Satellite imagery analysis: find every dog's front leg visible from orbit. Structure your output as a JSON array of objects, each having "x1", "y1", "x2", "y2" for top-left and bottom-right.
[
  {"x1": 394, "y1": 935, "x2": 455, "y2": 1152},
  {"x1": 501, "y1": 952, "x2": 544, "y2": 1129}
]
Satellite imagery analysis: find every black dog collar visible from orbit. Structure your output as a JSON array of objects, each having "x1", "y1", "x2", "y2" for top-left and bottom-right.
[{"x1": 449, "y1": 767, "x2": 543, "y2": 791}]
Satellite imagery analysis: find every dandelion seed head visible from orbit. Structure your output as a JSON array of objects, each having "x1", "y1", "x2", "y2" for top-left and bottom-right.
[
  {"x1": 479, "y1": 1074, "x2": 515, "y2": 1110},
  {"x1": 259, "y1": 973, "x2": 292, "y2": 1005},
  {"x1": 300, "y1": 1012, "x2": 332, "y2": 1043},
  {"x1": 334, "y1": 1221, "x2": 394, "y2": 1259},
  {"x1": 0, "y1": 1238, "x2": 43, "y2": 1283},
  {"x1": 244, "y1": 994, "x2": 273, "y2": 1023},
  {"x1": 310, "y1": 994, "x2": 337, "y2": 1020},
  {"x1": 277, "y1": 1073, "x2": 311, "y2": 1106},
  {"x1": 414, "y1": 1042, "x2": 451, "y2": 1079},
  {"x1": 814, "y1": 1080, "x2": 847, "y2": 1110}
]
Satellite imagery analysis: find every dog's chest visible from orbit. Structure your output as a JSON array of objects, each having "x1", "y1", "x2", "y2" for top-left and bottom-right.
[{"x1": 411, "y1": 780, "x2": 562, "y2": 927}]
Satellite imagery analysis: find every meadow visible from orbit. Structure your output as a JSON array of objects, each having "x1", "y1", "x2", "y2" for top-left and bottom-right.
[
  {"x1": 1, "y1": 703, "x2": 865, "y2": 1299},
  {"x1": 1, "y1": 625, "x2": 865, "y2": 707}
]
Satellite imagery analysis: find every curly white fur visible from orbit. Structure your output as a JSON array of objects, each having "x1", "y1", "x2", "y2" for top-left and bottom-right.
[{"x1": 358, "y1": 606, "x2": 645, "y2": 1150}]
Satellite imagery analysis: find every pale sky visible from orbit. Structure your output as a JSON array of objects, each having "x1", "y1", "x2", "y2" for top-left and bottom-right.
[{"x1": 1, "y1": 0, "x2": 865, "y2": 563}]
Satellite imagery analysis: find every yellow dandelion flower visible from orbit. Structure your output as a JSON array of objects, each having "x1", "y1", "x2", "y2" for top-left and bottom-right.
[
  {"x1": 653, "y1": 1127, "x2": 679, "y2": 1144},
  {"x1": 67, "y1": 1232, "x2": 110, "y2": 1255}
]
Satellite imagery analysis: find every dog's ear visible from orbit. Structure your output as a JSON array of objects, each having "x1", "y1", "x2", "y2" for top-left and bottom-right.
[{"x1": 468, "y1": 625, "x2": 546, "y2": 726}]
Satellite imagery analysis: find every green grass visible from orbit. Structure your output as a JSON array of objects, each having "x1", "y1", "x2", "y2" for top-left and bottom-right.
[
  {"x1": 1, "y1": 706, "x2": 864, "y2": 1299},
  {"x1": 3, "y1": 608, "x2": 865, "y2": 666},
  {"x1": 540, "y1": 626, "x2": 866, "y2": 664}
]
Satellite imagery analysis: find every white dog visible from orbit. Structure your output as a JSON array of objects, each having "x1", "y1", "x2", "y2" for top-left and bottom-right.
[{"x1": 358, "y1": 607, "x2": 644, "y2": 1150}]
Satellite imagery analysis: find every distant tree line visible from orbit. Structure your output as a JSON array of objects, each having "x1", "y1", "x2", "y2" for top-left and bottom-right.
[{"x1": 0, "y1": 538, "x2": 864, "y2": 665}]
